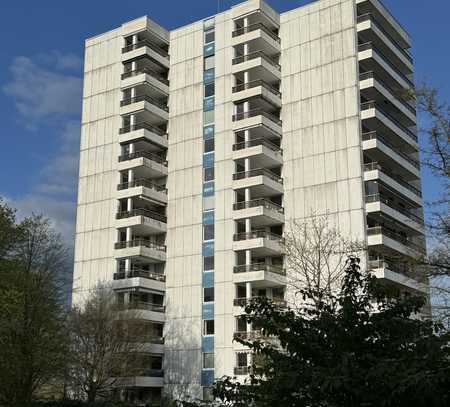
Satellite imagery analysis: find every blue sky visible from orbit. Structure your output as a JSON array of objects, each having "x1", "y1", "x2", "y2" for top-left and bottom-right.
[{"x1": 0, "y1": 0, "x2": 448, "y2": 244}]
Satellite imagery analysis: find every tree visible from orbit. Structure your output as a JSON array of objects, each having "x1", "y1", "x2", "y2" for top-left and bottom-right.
[
  {"x1": 0, "y1": 208, "x2": 70, "y2": 406},
  {"x1": 68, "y1": 288, "x2": 148, "y2": 402},
  {"x1": 283, "y1": 214, "x2": 364, "y2": 306},
  {"x1": 184, "y1": 258, "x2": 450, "y2": 407},
  {"x1": 414, "y1": 85, "x2": 450, "y2": 324}
]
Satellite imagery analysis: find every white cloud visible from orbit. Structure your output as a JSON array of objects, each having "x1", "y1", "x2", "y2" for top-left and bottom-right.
[
  {"x1": 3, "y1": 54, "x2": 83, "y2": 245},
  {"x1": 3, "y1": 55, "x2": 82, "y2": 123}
]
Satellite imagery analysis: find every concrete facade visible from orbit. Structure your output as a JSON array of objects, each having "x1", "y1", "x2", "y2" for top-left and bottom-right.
[{"x1": 73, "y1": 0, "x2": 427, "y2": 404}]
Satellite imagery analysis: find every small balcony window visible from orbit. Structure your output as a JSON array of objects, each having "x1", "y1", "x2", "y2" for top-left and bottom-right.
[
  {"x1": 203, "y1": 352, "x2": 215, "y2": 369},
  {"x1": 204, "y1": 320, "x2": 215, "y2": 335},
  {"x1": 204, "y1": 287, "x2": 215, "y2": 303}
]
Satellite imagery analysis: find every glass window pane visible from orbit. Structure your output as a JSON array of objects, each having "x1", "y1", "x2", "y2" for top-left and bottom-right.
[
  {"x1": 205, "y1": 83, "x2": 215, "y2": 97},
  {"x1": 204, "y1": 43, "x2": 215, "y2": 57},
  {"x1": 204, "y1": 68, "x2": 215, "y2": 83},
  {"x1": 204, "y1": 320, "x2": 215, "y2": 335},
  {"x1": 204, "y1": 287, "x2": 215, "y2": 303},
  {"x1": 203, "y1": 353, "x2": 214, "y2": 369},
  {"x1": 204, "y1": 17, "x2": 215, "y2": 30},
  {"x1": 204, "y1": 55, "x2": 215, "y2": 70},
  {"x1": 203, "y1": 210, "x2": 214, "y2": 225},
  {"x1": 204, "y1": 138, "x2": 214, "y2": 153},
  {"x1": 203, "y1": 124, "x2": 215, "y2": 139},
  {"x1": 204, "y1": 167, "x2": 215, "y2": 182},
  {"x1": 203, "y1": 181, "x2": 214, "y2": 197},
  {"x1": 203, "y1": 97, "x2": 214, "y2": 112},
  {"x1": 204, "y1": 224, "x2": 214, "y2": 241},
  {"x1": 205, "y1": 30, "x2": 215, "y2": 44},
  {"x1": 204, "y1": 110, "x2": 215, "y2": 125},
  {"x1": 203, "y1": 387, "x2": 214, "y2": 401},
  {"x1": 203, "y1": 152, "x2": 214, "y2": 168},
  {"x1": 203, "y1": 256, "x2": 214, "y2": 271}
]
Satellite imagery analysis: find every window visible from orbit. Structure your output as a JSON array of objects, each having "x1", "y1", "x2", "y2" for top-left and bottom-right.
[
  {"x1": 203, "y1": 352, "x2": 214, "y2": 369},
  {"x1": 204, "y1": 68, "x2": 215, "y2": 83},
  {"x1": 203, "y1": 97, "x2": 215, "y2": 112},
  {"x1": 203, "y1": 124, "x2": 215, "y2": 139},
  {"x1": 204, "y1": 55, "x2": 215, "y2": 70},
  {"x1": 236, "y1": 352, "x2": 248, "y2": 367},
  {"x1": 203, "y1": 181, "x2": 215, "y2": 197},
  {"x1": 204, "y1": 224, "x2": 214, "y2": 241},
  {"x1": 203, "y1": 152, "x2": 214, "y2": 168},
  {"x1": 204, "y1": 287, "x2": 215, "y2": 303},
  {"x1": 204, "y1": 110, "x2": 215, "y2": 125},
  {"x1": 204, "y1": 83, "x2": 215, "y2": 98},
  {"x1": 203, "y1": 387, "x2": 214, "y2": 401},
  {"x1": 204, "y1": 138, "x2": 214, "y2": 153},
  {"x1": 205, "y1": 30, "x2": 215, "y2": 44},
  {"x1": 204, "y1": 256, "x2": 214, "y2": 271},
  {"x1": 204, "y1": 167, "x2": 215, "y2": 182},
  {"x1": 204, "y1": 320, "x2": 215, "y2": 335}
]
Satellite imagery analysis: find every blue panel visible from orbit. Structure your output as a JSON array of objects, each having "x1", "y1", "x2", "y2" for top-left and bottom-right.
[
  {"x1": 202, "y1": 336, "x2": 214, "y2": 352},
  {"x1": 204, "y1": 68, "x2": 215, "y2": 83},
  {"x1": 204, "y1": 43, "x2": 215, "y2": 56},
  {"x1": 203, "y1": 97, "x2": 215, "y2": 111},
  {"x1": 203, "y1": 210, "x2": 214, "y2": 225},
  {"x1": 202, "y1": 241, "x2": 214, "y2": 257},
  {"x1": 203, "y1": 124, "x2": 215, "y2": 140},
  {"x1": 203, "y1": 181, "x2": 215, "y2": 197},
  {"x1": 201, "y1": 369, "x2": 215, "y2": 386},
  {"x1": 202, "y1": 303, "x2": 214, "y2": 320},
  {"x1": 202, "y1": 272, "x2": 214, "y2": 288}
]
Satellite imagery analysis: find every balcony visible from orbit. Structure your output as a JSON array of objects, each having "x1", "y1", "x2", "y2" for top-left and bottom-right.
[
  {"x1": 232, "y1": 79, "x2": 281, "y2": 107},
  {"x1": 363, "y1": 162, "x2": 422, "y2": 205},
  {"x1": 233, "y1": 296, "x2": 286, "y2": 308},
  {"x1": 231, "y1": 23, "x2": 280, "y2": 56},
  {"x1": 360, "y1": 101, "x2": 418, "y2": 148},
  {"x1": 120, "y1": 94, "x2": 169, "y2": 122},
  {"x1": 233, "y1": 198, "x2": 284, "y2": 226},
  {"x1": 359, "y1": 71, "x2": 416, "y2": 125},
  {"x1": 232, "y1": 168, "x2": 283, "y2": 197},
  {"x1": 115, "y1": 209, "x2": 167, "y2": 234},
  {"x1": 357, "y1": 13, "x2": 413, "y2": 73},
  {"x1": 365, "y1": 194, "x2": 424, "y2": 234},
  {"x1": 362, "y1": 131, "x2": 419, "y2": 174},
  {"x1": 114, "y1": 239, "x2": 167, "y2": 263},
  {"x1": 116, "y1": 178, "x2": 167, "y2": 205},
  {"x1": 367, "y1": 226, "x2": 425, "y2": 259},
  {"x1": 121, "y1": 67, "x2": 169, "y2": 95},
  {"x1": 233, "y1": 263, "x2": 286, "y2": 287},
  {"x1": 121, "y1": 39, "x2": 169, "y2": 69},
  {"x1": 232, "y1": 108, "x2": 282, "y2": 135},
  {"x1": 356, "y1": 0, "x2": 411, "y2": 48},
  {"x1": 234, "y1": 366, "x2": 252, "y2": 376},
  {"x1": 112, "y1": 268, "x2": 166, "y2": 292},
  {"x1": 118, "y1": 122, "x2": 168, "y2": 148},
  {"x1": 118, "y1": 150, "x2": 168, "y2": 178},
  {"x1": 232, "y1": 51, "x2": 281, "y2": 82},
  {"x1": 358, "y1": 42, "x2": 414, "y2": 91},
  {"x1": 368, "y1": 259, "x2": 428, "y2": 293},
  {"x1": 233, "y1": 330, "x2": 265, "y2": 341},
  {"x1": 232, "y1": 138, "x2": 282, "y2": 167},
  {"x1": 232, "y1": 230, "x2": 283, "y2": 256}
]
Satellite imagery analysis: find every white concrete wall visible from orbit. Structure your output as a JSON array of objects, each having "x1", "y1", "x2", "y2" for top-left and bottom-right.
[
  {"x1": 73, "y1": 29, "x2": 123, "y2": 306},
  {"x1": 280, "y1": 0, "x2": 365, "y2": 240},
  {"x1": 164, "y1": 20, "x2": 205, "y2": 400}
]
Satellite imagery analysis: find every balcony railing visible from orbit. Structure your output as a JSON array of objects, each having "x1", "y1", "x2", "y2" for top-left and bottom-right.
[
  {"x1": 233, "y1": 198, "x2": 284, "y2": 214},
  {"x1": 359, "y1": 71, "x2": 416, "y2": 115},
  {"x1": 232, "y1": 138, "x2": 282, "y2": 153},
  {"x1": 116, "y1": 208, "x2": 167, "y2": 223},
  {"x1": 121, "y1": 67, "x2": 169, "y2": 86},
  {"x1": 114, "y1": 268, "x2": 166, "y2": 282},
  {"x1": 357, "y1": 13, "x2": 413, "y2": 63},
  {"x1": 232, "y1": 108, "x2": 282, "y2": 126},
  {"x1": 232, "y1": 79, "x2": 281, "y2": 97},
  {"x1": 360, "y1": 101, "x2": 418, "y2": 142},
  {"x1": 119, "y1": 150, "x2": 168, "y2": 166},
  {"x1": 358, "y1": 42, "x2": 414, "y2": 88},
  {"x1": 125, "y1": 301, "x2": 165, "y2": 313},
  {"x1": 362, "y1": 131, "x2": 419, "y2": 168},
  {"x1": 367, "y1": 226, "x2": 425, "y2": 253},
  {"x1": 233, "y1": 330, "x2": 264, "y2": 340},
  {"x1": 122, "y1": 39, "x2": 169, "y2": 58},
  {"x1": 233, "y1": 168, "x2": 283, "y2": 184},
  {"x1": 119, "y1": 121, "x2": 166, "y2": 137},
  {"x1": 117, "y1": 178, "x2": 167, "y2": 193},
  {"x1": 363, "y1": 162, "x2": 421, "y2": 197},
  {"x1": 368, "y1": 258, "x2": 415, "y2": 277},
  {"x1": 233, "y1": 230, "x2": 283, "y2": 243},
  {"x1": 232, "y1": 50, "x2": 280, "y2": 70},
  {"x1": 233, "y1": 263, "x2": 286, "y2": 276},
  {"x1": 114, "y1": 239, "x2": 167, "y2": 252},
  {"x1": 120, "y1": 94, "x2": 169, "y2": 112},
  {"x1": 365, "y1": 194, "x2": 424, "y2": 225},
  {"x1": 233, "y1": 297, "x2": 286, "y2": 307},
  {"x1": 232, "y1": 22, "x2": 280, "y2": 43}
]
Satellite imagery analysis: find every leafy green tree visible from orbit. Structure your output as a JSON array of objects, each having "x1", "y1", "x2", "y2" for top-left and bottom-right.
[
  {"x1": 184, "y1": 258, "x2": 450, "y2": 407},
  {"x1": 0, "y1": 202, "x2": 70, "y2": 406}
]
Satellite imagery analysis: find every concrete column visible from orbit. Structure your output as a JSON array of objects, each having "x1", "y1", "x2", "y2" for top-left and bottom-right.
[
  {"x1": 132, "y1": 34, "x2": 138, "y2": 45},
  {"x1": 125, "y1": 258, "x2": 132, "y2": 273},
  {"x1": 129, "y1": 143, "x2": 135, "y2": 154},
  {"x1": 127, "y1": 198, "x2": 133, "y2": 212},
  {"x1": 130, "y1": 114, "x2": 136, "y2": 127},
  {"x1": 130, "y1": 87, "x2": 136, "y2": 99},
  {"x1": 126, "y1": 227, "x2": 132, "y2": 242},
  {"x1": 128, "y1": 169, "x2": 134, "y2": 184}
]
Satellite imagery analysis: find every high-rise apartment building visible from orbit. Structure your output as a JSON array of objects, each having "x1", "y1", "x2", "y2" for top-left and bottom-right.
[{"x1": 73, "y1": 0, "x2": 427, "y2": 404}]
